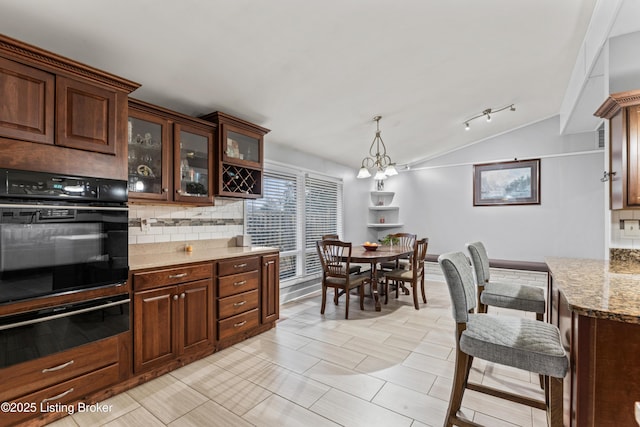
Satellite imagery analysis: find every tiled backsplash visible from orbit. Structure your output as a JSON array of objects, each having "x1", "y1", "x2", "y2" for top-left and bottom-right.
[
  {"x1": 611, "y1": 210, "x2": 640, "y2": 249},
  {"x1": 128, "y1": 199, "x2": 245, "y2": 245}
]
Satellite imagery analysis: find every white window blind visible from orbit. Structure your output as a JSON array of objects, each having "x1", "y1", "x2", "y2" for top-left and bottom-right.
[
  {"x1": 304, "y1": 174, "x2": 343, "y2": 276},
  {"x1": 246, "y1": 170, "x2": 298, "y2": 280},
  {"x1": 246, "y1": 166, "x2": 343, "y2": 284}
]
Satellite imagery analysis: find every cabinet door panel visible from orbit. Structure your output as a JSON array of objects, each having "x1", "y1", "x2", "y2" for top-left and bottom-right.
[
  {"x1": 628, "y1": 105, "x2": 640, "y2": 205},
  {"x1": 0, "y1": 57, "x2": 54, "y2": 145},
  {"x1": 56, "y1": 76, "x2": 117, "y2": 154},
  {"x1": 261, "y1": 254, "x2": 279, "y2": 324},
  {"x1": 179, "y1": 279, "x2": 213, "y2": 352},
  {"x1": 174, "y1": 122, "x2": 214, "y2": 204},
  {"x1": 134, "y1": 286, "x2": 176, "y2": 372}
]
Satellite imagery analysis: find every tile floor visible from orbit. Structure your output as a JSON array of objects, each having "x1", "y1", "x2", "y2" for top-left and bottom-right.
[{"x1": 49, "y1": 280, "x2": 548, "y2": 427}]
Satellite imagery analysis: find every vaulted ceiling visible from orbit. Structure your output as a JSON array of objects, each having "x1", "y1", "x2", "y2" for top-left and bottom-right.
[{"x1": 0, "y1": 1, "x2": 599, "y2": 169}]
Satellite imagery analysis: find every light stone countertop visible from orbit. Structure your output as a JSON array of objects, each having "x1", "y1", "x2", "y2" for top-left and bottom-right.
[
  {"x1": 545, "y1": 257, "x2": 640, "y2": 324},
  {"x1": 129, "y1": 239, "x2": 278, "y2": 271}
]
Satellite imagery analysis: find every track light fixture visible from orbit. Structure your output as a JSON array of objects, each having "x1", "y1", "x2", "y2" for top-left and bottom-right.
[{"x1": 463, "y1": 104, "x2": 515, "y2": 130}]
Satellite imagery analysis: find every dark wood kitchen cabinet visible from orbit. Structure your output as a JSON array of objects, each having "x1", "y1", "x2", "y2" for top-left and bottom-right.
[
  {"x1": 0, "y1": 34, "x2": 139, "y2": 180},
  {"x1": 0, "y1": 334, "x2": 126, "y2": 427},
  {"x1": 200, "y1": 111, "x2": 270, "y2": 199},
  {"x1": 132, "y1": 263, "x2": 214, "y2": 373},
  {"x1": 128, "y1": 99, "x2": 215, "y2": 204},
  {"x1": 595, "y1": 89, "x2": 640, "y2": 208},
  {"x1": 216, "y1": 253, "x2": 279, "y2": 349}
]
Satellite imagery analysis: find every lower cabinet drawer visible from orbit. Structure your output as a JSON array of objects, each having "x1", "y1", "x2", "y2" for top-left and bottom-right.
[
  {"x1": 218, "y1": 309, "x2": 259, "y2": 341},
  {"x1": 218, "y1": 290, "x2": 259, "y2": 319},
  {"x1": 134, "y1": 263, "x2": 212, "y2": 291},
  {"x1": 2, "y1": 363, "x2": 119, "y2": 426},
  {"x1": 218, "y1": 271, "x2": 259, "y2": 298},
  {"x1": 0, "y1": 335, "x2": 119, "y2": 402}
]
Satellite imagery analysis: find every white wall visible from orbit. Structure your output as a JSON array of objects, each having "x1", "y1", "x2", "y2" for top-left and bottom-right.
[{"x1": 393, "y1": 116, "x2": 605, "y2": 261}]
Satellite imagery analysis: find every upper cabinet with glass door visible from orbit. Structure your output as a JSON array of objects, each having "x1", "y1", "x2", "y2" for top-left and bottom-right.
[
  {"x1": 200, "y1": 111, "x2": 270, "y2": 199},
  {"x1": 128, "y1": 99, "x2": 215, "y2": 204}
]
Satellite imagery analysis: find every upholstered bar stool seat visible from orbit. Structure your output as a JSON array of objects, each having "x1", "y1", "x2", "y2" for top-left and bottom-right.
[
  {"x1": 462, "y1": 314, "x2": 568, "y2": 379},
  {"x1": 481, "y1": 281, "x2": 545, "y2": 314}
]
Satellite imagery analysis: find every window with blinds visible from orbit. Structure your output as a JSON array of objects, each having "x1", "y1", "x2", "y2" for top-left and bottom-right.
[
  {"x1": 246, "y1": 170, "x2": 298, "y2": 280},
  {"x1": 246, "y1": 167, "x2": 343, "y2": 285},
  {"x1": 304, "y1": 175, "x2": 343, "y2": 276}
]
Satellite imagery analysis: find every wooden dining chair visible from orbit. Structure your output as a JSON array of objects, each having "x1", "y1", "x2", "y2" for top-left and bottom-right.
[
  {"x1": 383, "y1": 238, "x2": 428, "y2": 309},
  {"x1": 316, "y1": 240, "x2": 369, "y2": 319},
  {"x1": 438, "y1": 252, "x2": 568, "y2": 427}
]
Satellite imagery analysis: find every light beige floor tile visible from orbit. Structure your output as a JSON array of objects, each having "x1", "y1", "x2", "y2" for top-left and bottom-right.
[
  {"x1": 259, "y1": 327, "x2": 314, "y2": 350},
  {"x1": 168, "y1": 400, "x2": 253, "y2": 427},
  {"x1": 402, "y1": 351, "x2": 456, "y2": 379},
  {"x1": 298, "y1": 339, "x2": 367, "y2": 369},
  {"x1": 208, "y1": 376, "x2": 273, "y2": 416},
  {"x1": 372, "y1": 381, "x2": 449, "y2": 425},
  {"x1": 310, "y1": 388, "x2": 413, "y2": 427},
  {"x1": 281, "y1": 323, "x2": 355, "y2": 346},
  {"x1": 355, "y1": 356, "x2": 437, "y2": 393},
  {"x1": 303, "y1": 360, "x2": 385, "y2": 401},
  {"x1": 210, "y1": 345, "x2": 275, "y2": 377},
  {"x1": 421, "y1": 328, "x2": 456, "y2": 347},
  {"x1": 384, "y1": 334, "x2": 452, "y2": 360},
  {"x1": 230, "y1": 337, "x2": 321, "y2": 374},
  {"x1": 243, "y1": 363, "x2": 330, "y2": 408},
  {"x1": 342, "y1": 336, "x2": 410, "y2": 363},
  {"x1": 473, "y1": 411, "x2": 531, "y2": 427},
  {"x1": 243, "y1": 394, "x2": 339, "y2": 427},
  {"x1": 126, "y1": 374, "x2": 208, "y2": 424},
  {"x1": 369, "y1": 318, "x2": 427, "y2": 341},
  {"x1": 101, "y1": 406, "x2": 165, "y2": 427},
  {"x1": 333, "y1": 321, "x2": 393, "y2": 343},
  {"x1": 46, "y1": 415, "x2": 79, "y2": 427},
  {"x1": 72, "y1": 392, "x2": 140, "y2": 426}
]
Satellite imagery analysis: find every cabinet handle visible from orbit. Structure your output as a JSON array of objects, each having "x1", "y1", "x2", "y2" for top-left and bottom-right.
[
  {"x1": 264, "y1": 261, "x2": 275, "y2": 266},
  {"x1": 173, "y1": 295, "x2": 178, "y2": 301},
  {"x1": 42, "y1": 360, "x2": 74, "y2": 373},
  {"x1": 233, "y1": 320, "x2": 247, "y2": 328},
  {"x1": 169, "y1": 273, "x2": 188, "y2": 279},
  {"x1": 233, "y1": 301, "x2": 247, "y2": 307},
  {"x1": 42, "y1": 388, "x2": 74, "y2": 404},
  {"x1": 234, "y1": 263, "x2": 248, "y2": 268},
  {"x1": 176, "y1": 189, "x2": 182, "y2": 194},
  {"x1": 162, "y1": 188, "x2": 169, "y2": 193},
  {"x1": 180, "y1": 293, "x2": 186, "y2": 299},
  {"x1": 233, "y1": 280, "x2": 247, "y2": 287}
]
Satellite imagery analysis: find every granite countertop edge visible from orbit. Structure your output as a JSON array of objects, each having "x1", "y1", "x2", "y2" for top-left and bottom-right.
[
  {"x1": 545, "y1": 256, "x2": 640, "y2": 325},
  {"x1": 130, "y1": 245, "x2": 279, "y2": 271}
]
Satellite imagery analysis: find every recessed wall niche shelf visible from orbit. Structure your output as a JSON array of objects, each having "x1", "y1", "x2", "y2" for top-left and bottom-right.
[{"x1": 367, "y1": 191, "x2": 403, "y2": 229}]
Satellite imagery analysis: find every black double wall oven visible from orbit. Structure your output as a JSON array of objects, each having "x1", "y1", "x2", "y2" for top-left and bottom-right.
[{"x1": 0, "y1": 169, "x2": 129, "y2": 368}]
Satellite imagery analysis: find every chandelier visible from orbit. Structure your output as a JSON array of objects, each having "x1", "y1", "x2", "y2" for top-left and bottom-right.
[{"x1": 356, "y1": 115, "x2": 398, "y2": 180}]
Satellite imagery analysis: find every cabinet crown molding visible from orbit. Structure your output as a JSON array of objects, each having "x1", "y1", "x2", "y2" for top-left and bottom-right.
[{"x1": 595, "y1": 89, "x2": 640, "y2": 119}]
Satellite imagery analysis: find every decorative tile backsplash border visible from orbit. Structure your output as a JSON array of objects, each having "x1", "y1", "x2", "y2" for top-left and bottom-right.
[{"x1": 128, "y1": 199, "x2": 245, "y2": 245}]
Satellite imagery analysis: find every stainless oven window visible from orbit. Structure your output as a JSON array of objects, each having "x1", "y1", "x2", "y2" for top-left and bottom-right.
[
  {"x1": 0, "y1": 205, "x2": 128, "y2": 304},
  {"x1": 0, "y1": 294, "x2": 129, "y2": 368}
]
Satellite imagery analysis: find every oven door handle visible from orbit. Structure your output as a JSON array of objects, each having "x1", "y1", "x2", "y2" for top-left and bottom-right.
[{"x1": 0, "y1": 298, "x2": 130, "y2": 331}]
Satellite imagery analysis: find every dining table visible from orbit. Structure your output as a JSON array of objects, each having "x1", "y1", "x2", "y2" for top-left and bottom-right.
[{"x1": 349, "y1": 245, "x2": 413, "y2": 312}]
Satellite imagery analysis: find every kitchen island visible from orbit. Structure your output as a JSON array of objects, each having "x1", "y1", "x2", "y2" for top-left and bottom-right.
[{"x1": 546, "y1": 257, "x2": 640, "y2": 427}]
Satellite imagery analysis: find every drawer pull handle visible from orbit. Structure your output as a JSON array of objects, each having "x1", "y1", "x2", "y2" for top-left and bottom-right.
[
  {"x1": 42, "y1": 360, "x2": 74, "y2": 373},
  {"x1": 173, "y1": 295, "x2": 179, "y2": 301},
  {"x1": 234, "y1": 263, "x2": 248, "y2": 268},
  {"x1": 42, "y1": 388, "x2": 74, "y2": 403},
  {"x1": 234, "y1": 320, "x2": 247, "y2": 328},
  {"x1": 169, "y1": 273, "x2": 188, "y2": 279},
  {"x1": 180, "y1": 293, "x2": 186, "y2": 299},
  {"x1": 233, "y1": 301, "x2": 247, "y2": 307},
  {"x1": 233, "y1": 280, "x2": 247, "y2": 287}
]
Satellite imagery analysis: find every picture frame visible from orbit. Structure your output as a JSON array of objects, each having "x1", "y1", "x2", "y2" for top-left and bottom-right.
[{"x1": 473, "y1": 159, "x2": 540, "y2": 206}]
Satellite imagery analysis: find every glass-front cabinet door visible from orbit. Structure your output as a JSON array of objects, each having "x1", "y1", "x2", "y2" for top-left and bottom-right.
[
  {"x1": 221, "y1": 123, "x2": 263, "y2": 168},
  {"x1": 127, "y1": 109, "x2": 170, "y2": 201},
  {"x1": 174, "y1": 123, "x2": 213, "y2": 203}
]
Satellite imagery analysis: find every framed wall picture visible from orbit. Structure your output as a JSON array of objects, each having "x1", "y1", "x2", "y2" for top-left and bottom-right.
[{"x1": 473, "y1": 159, "x2": 540, "y2": 206}]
